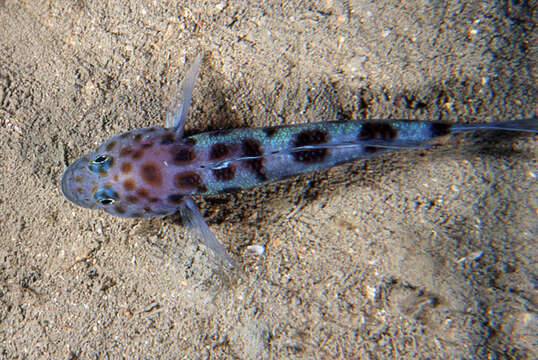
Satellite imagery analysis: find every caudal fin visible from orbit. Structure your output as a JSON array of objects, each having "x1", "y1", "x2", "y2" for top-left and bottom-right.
[{"x1": 451, "y1": 118, "x2": 538, "y2": 133}]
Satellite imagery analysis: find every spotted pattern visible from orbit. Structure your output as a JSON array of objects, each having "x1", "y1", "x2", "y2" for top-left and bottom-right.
[
  {"x1": 126, "y1": 195, "x2": 139, "y2": 204},
  {"x1": 171, "y1": 146, "x2": 196, "y2": 164},
  {"x1": 430, "y1": 123, "x2": 452, "y2": 137},
  {"x1": 62, "y1": 121, "x2": 473, "y2": 220},
  {"x1": 160, "y1": 133, "x2": 175, "y2": 145},
  {"x1": 137, "y1": 188, "x2": 150, "y2": 198},
  {"x1": 120, "y1": 162, "x2": 133, "y2": 174},
  {"x1": 213, "y1": 165, "x2": 236, "y2": 181},
  {"x1": 105, "y1": 141, "x2": 117, "y2": 151},
  {"x1": 167, "y1": 194, "x2": 184, "y2": 204},
  {"x1": 141, "y1": 162, "x2": 163, "y2": 187},
  {"x1": 242, "y1": 138, "x2": 267, "y2": 181},
  {"x1": 262, "y1": 127, "x2": 278, "y2": 137},
  {"x1": 174, "y1": 171, "x2": 206, "y2": 191},
  {"x1": 293, "y1": 129, "x2": 329, "y2": 163},
  {"x1": 359, "y1": 123, "x2": 397, "y2": 140},
  {"x1": 132, "y1": 149, "x2": 144, "y2": 160},
  {"x1": 119, "y1": 147, "x2": 133, "y2": 157},
  {"x1": 209, "y1": 143, "x2": 229, "y2": 160},
  {"x1": 123, "y1": 178, "x2": 136, "y2": 191}
]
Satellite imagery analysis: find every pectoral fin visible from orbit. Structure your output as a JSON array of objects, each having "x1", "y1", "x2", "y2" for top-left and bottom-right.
[{"x1": 180, "y1": 195, "x2": 236, "y2": 268}]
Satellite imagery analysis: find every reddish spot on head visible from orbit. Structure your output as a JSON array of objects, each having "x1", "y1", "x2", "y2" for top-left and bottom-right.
[
  {"x1": 126, "y1": 195, "x2": 139, "y2": 204},
  {"x1": 123, "y1": 178, "x2": 136, "y2": 191},
  {"x1": 105, "y1": 141, "x2": 117, "y2": 151},
  {"x1": 119, "y1": 147, "x2": 133, "y2": 157},
  {"x1": 120, "y1": 162, "x2": 133, "y2": 174},
  {"x1": 75, "y1": 176, "x2": 84, "y2": 183},
  {"x1": 132, "y1": 149, "x2": 144, "y2": 160},
  {"x1": 137, "y1": 188, "x2": 150, "y2": 198},
  {"x1": 141, "y1": 162, "x2": 163, "y2": 187}
]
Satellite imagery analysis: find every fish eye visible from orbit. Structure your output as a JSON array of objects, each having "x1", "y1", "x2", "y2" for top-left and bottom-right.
[
  {"x1": 97, "y1": 198, "x2": 115, "y2": 205},
  {"x1": 92, "y1": 155, "x2": 109, "y2": 164},
  {"x1": 94, "y1": 188, "x2": 119, "y2": 205}
]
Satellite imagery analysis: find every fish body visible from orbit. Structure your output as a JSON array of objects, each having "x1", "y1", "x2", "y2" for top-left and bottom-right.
[
  {"x1": 61, "y1": 55, "x2": 537, "y2": 266},
  {"x1": 62, "y1": 120, "x2": 456, "y2": 219}
]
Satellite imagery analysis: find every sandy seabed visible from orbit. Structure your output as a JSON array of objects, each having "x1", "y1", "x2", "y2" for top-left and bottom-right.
[{"x1": 0, "y1": 1, "x2": 536, "y2": 359}]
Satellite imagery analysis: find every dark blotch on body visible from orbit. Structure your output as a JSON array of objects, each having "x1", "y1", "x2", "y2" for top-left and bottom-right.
[
  {"x1": 184, "y1": 137, "x2": 197, "y2": 146},
  {"x1": 295, "y1": 129, "x2": 328, "y2": 147},
  {"x1": 213, "y1": 165, "x2": 236, "y2": 181},
  {"x1": 220, "y1": 186, "x2": 242, "y2": 193},
  {"x1": 262, "y1": 127, "x2": 278, "y2": 137},
  {"x1": 160, "y1": 133, "x2": 175, "y2": 145},
  {"x1": 209, "y1": 143, "x2": 229, "y2": 160},
  {"x1": 293, "y1": 149, "x2": 328, "y2": 163},
  {"x1": 364, "y1": 146, "x2": 380, "y2": 154},
  {"x1": 430, "y1": 123, "x2": 452, "y2": 137},
  {"x1": 359, "y1": 123, "x2": 397, "y2": 140},
  {"x1": 168, "y1": 194, "x2": 184, "y2": 204},
  {"x1": 242, "y1": 138, "x2": 267, "y2": 181},
  {"x1": 174, "y1": 171, "x2": 206, "y2": 192},
  {"x1": 293, "y1": 129, "x2": 329, "y2": 163},
  {"x1": 171, "y1": 146, "x2": 196, "y2": 164},
  {"x1": 141, "y1": 162, "x2": 163, "y2": 187}
]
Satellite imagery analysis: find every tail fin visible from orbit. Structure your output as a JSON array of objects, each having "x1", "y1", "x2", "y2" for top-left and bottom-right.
[{"x1": 451, "y1": 118, "x2": 538, "y2": 133}]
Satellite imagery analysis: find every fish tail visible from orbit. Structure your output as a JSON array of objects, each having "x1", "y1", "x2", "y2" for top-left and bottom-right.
[{"x1": 451, "y1": 118, "x2": 538, "y2": 133}]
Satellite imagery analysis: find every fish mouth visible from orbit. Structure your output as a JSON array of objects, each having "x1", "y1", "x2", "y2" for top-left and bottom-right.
[{"x1": 61, "y1": 157, "x2": 95, "y2": 209}]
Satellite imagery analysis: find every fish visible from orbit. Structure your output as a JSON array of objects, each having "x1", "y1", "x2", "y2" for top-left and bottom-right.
[{"x1": 61, "y1": 55, "x2": 537, "y2": 267}]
